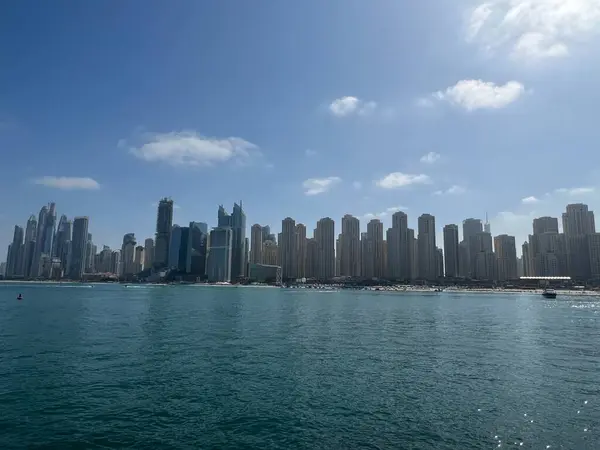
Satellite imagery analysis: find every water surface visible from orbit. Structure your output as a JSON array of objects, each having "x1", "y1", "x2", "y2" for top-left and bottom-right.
[{"x1": 0, "y1": 284, "x2": 598, "y2": 449}]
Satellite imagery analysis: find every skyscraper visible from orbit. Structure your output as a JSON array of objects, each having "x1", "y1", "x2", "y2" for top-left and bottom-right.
[
  {"x1": 250, "y1": 224, "x2": 263, "y2": 264},
  {"x1": 443, "y1": 224, "x2": 459, "y2": 278},
  {"x1": 134, "y1": 246, "x2": 145, "y2": 273},
  {"x1": 386, "y1": 212, "x2": 409, "y2": 280},
  {"x1": 6, "y1": 225, "x2": 24, "y2": 278},
  {"x1": 218, "y1": 203, "x2": 246, "y2": 280},
  {"x1": 365, "y1": 219, "x2": 384, "y2": 279},
  {"x1": 462, "y1": 218, "x2": 483, "y2": 278},
  {"x1": 315, "y1": 217, "x2": 335, "y2": 280},
  {"x1": 22, "y1": 215, "x2": 37, "y2": 278},
  {"x1": 187, "y1": 222, "x2": 208, "y2": 277},
  {"x1": 154, "y1": 198, "x2": 174, "y2": 269},
  {"x1": 295, "y1": 223, "x2": 307, "y2": 278},
  {"x1": 281, "y1": 217, "x2": 296, "y2": 279},
  {"x1": 340, "y1": 214, "x2": 361, "y2": 277},
  {"x1": 169, "y1": 225, "x2": 182, "y2": 269},
  {"x1": 121, "y1": 233, "x2": 137, "y2": 276},
  {"x1": 207, "y1": 227, "x2": 233, "y2": 282},
  {"x1": 418, "y1": 214, "x2": 437, "y2": 280},
  {"x1": 494, "y1": 234, "x2": 517, "y2": 281},
  {"x1": 563, "y1": 203, "x2": 595, "y2": 280},
  {"x1": 68, "y1": 217, "x2": 89, "y2": 280},
  {"x1": 144, "y1": 238, "x2": 154, "y2": 269}
]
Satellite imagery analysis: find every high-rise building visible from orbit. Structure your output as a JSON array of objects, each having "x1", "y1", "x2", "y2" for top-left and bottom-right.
[
  {"x1": 443, "y1": 224, "x2": 459, "y2": 278},
  {"x1": 85, "y1": 233, "x2": 95, "y2": 273},
  {"x1": 21, "y1": 215, "x2": 38, "y2": 277},
  {"x1": 315, "y1": 217, "x2": 335, "y2": 280},
  {"x1": 262, "y1": 239, "x2": 278, "y2": 266},
  {"x1": 187, "y1": 222, "x2": 208, "y2": 277},
  {"x1": 154, "y1": 198, "x2": 174, "y2": 269},
  {"x1": 134, "y1": 246, "x2": 145, "y2": 273},
  {"x1": 144, "y1": 238, "x2": 154, "y2": 269},
  {"x1": 6, "y1": 225, "x2": 24, "y2": 278},
  {"x1": 121, "y1": 233, "x2": 137, "y2": 276},
  {"x1": 364, "y1": 219, "x2": 384, "y2": 279},
  {"x1": 53, "y1": 215, "x2": 71, "y2": 274},
  {"x1": 295, "y1": 223, "x2": 307, "y2": 279},
  {"x1": 281, "y1": 218, "x2": 296, "y2": 279},
  {"x1": 207, "y1": 227, "x2": 233, "y2": 282},
  {"x1": 407, "y1": 228, "x2": 417, "y2": 281},
  {"x1": 250, "y1": 224, "x2": 263, "y2": 264},
  {"x1": 533, "y1": 216, "x2": 559, "y2": 235},
  {"x1": 589, "y1": 233, "x2": 600, "y2": 279},
  {"x1": 177, "y1": 227, "x2": 190, "y2": 272},
  {"x1": 340, "y1": 214, "x2": 361, "y2": 277},
  {"x1": 218, "y1": 203, "x2": 246, "y2": 280},
  {"x1": 68, "y1": 217, "x2": 89, "y2": 280},
  {"x1": 494, "y1": 234, "x2": 517, "y2": 281},
  {"x1": 522, "y1": 241, "x2": 531, "y2": 277},
  {"x1": 335, "y1": 235, "x2": 341, "y2": 277},
  {"x1": 418, "y1": 214, "x2": 437, "y2": 280},
  {"x1": 463, "y1": 218, "x2": 483, "y2": 278},
  {"x1": 436, "y1": 248, "x2": 444, "y2": 278},
  {"x1": 169, "y1": 225, "x2": 182, "y2": 269},
  {"x1": 387, "y1": 212, "x2": 409, "y2": 280},
  {"x1": 305, "y1": 238, "x2": 319, "y2": 279},
  {"x1": 473, "y1": 231, "x2": 495, "y2": 280},
  {"x1": 562, "y1": 204, "x2": 595, "y2": 280}
]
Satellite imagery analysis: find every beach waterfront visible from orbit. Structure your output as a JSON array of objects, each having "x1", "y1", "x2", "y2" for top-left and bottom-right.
[{"x1": 1, "y1": 283, "x2": 598, "y2": 449}]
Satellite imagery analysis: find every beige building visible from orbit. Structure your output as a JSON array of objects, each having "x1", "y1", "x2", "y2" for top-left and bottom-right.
[
  {"x1": 281, "y1": 218, "x2": 297, "y2": 279},
  {"x1": 295, "y1": 224, "x2": 307, "y2": 279},
  {"x1": 315, "y1": 217, "x2": 335, "y2": 280},
  {"x1": 340, "y1": 215, "x2": 361, "y2": 277}
]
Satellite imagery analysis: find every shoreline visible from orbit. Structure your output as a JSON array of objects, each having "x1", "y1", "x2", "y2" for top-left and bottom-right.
[{"x1": 1, "y1": 280, "x2": 599, "y2": 297}]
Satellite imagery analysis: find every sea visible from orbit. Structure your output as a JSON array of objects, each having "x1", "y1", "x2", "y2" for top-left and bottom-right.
[{"x1": 0, "y1": 283, "x2": 598, "y2": 449}]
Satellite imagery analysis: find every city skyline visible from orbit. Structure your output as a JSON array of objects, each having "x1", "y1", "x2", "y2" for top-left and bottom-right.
[
  {"x1": 3, "y1": 198, "x2": 599, "y2": 283},
  {"x1": 2, "y1": 3, "x2": 600, "y2": 261}
]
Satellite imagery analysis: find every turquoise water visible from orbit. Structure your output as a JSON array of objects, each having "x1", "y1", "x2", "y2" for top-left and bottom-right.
[{"x1": 0, "y1": 284, "x2": 598, "y2": 449}]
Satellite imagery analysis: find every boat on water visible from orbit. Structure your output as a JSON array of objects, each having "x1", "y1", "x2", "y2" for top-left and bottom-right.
[{"x1": 542, "y1": 288, "x2": 557, "y2": 299}]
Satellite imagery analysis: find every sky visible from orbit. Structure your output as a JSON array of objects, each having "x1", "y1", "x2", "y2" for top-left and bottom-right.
[{"x1": 2, "y1": 0, "x2": 600, "y2": 255}]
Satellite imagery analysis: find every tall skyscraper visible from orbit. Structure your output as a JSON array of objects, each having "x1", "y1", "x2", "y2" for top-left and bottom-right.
[
  {"x1": 22, "y1": 215, "x2": 38, "y2": 278},
  {"x1": 121, "y1": 233, "x2": 137, "y2": 276},
  {"x1": 436, "y1": 248, "x2": 444, "y2": 278},
  {"x1": 169, "y1": 225, "x2": 182, "y2": 269},
  {"x1": 462, "y1": 218, "x2": 483, "y2": 278},
  {"x1": 386, "y1": 212, "x2": 409, "y2": 280},
  {"x1": 154, "y1": 198, "x2": 174, "y2": 269},
  {"x1": 144, "y1": 238, "x2": 154, "y2": 269},
  {"x1": 340, "y1": 214, "x2": 361, "y2": 277},
  {"x1": 6, "y1": 225, "x2": 24, "y2": 278},
  {"x1": 494, "y1": 234, "x2": 517, "y2": 281},
  {"x1": 250, "y1": 224, "x2": 263, "y2": 264},
  {"x1": 134, "y1": 246, "x2": 145, "y2": 273},
  {"x1": 418, "y1": 214, "x2": 437, "y2": 280},
  {"x1": 522, "y1": 241, "x2": 532, "y2": 277},
  {"x1": 473, "y1": 231, "x2": 495, "y2": 280},
  {"x1": 365, "y1": 219, "x2": 384, "y2": 279},
  {"x1": 281, "y1": 217, "x2": 296, "y2": 279},
  {"x1": 315, "y1": 217, "x2": 335, "y2": 280},
  {"x1": 207, "y1": 227, "x2": 233, "y2": 282},
  {"x1": 295, "y1": 223, "x2": 307, "y2": 279},
  {"x1": 53, "y1": 214, "x2": 71, "y2": 274},
  {"x1": 443, "y1": 224, "x2": 459, "y2": 278},
  {"x1": 187, "y1": 222, "x2": 208, "y2": 277},
  {"x1": 563, "y1": 203, "x2": 595, "y2": 280},
  {"x1": 407, "y1": 228, "x2": 417, "y2": 281},
  {"x1": 68, "y1": 217, "x2": 89, "y2": 280},
  {"x1": 217, "y1": 203, "x2": 246, "y2": 280},
  {"x1": 589, "y1": 233, "x2": 600, "y2": 279}
]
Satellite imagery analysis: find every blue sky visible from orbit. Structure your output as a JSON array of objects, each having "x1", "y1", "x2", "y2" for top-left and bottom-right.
[{"x1": 2, "y1": 0, "x2": 600, "y2": 254}]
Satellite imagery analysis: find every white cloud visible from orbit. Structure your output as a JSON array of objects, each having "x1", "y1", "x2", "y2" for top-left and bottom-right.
[
  {"x1": 466, "y1": 0, "x2": 600, "y2": 60},
  {"x1": 555, "y1": 187, "x2": 595, "y2": 196},
  {"x1": 420, "y1": 151, "x2": 441, "y2": 164},
  {"x1": 352, "y1": 181, "x2": 363, "y2": 190},
  {"x1": 386, "y1": 206, "x2": 408, "y2": 213},
  {"x1": 305, "y1": 149, "x2": 317, "y2": 157},
  {"x1": 125, "y1": 131, "x2": 260, "y2": 167},
  {"x1": 431, "y1": 79, "x2": 525, "y2": 111},
  {"x1": 521, "y1": 195, "x2": 540, "y2": 204},
  {"x1": 328, "y1": 96, "x2": 377, "y2": 117},
  {"x1": 33, "y1": 176, "x2": 100, "y2": 190},
  {"x1": 302, "y1": 177, "x2": 341, "y2": 196},
  {"x1": 361, "y1": 206, "x2": 408, "y2": 221},
  {"x1": 433, "y1": 185, "x2": 467, "y2": 195},
  {"x1": 376, "y1": 172, "x2": 431, "y2": 189}
]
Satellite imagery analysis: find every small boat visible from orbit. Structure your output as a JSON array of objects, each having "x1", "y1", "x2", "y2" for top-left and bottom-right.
[
  {"x1": 542, "y1": 288, "x2": 557, "y2": 299},
  {"x1": 17, "y1": 294, "x2": 22, "y2": 300}
]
